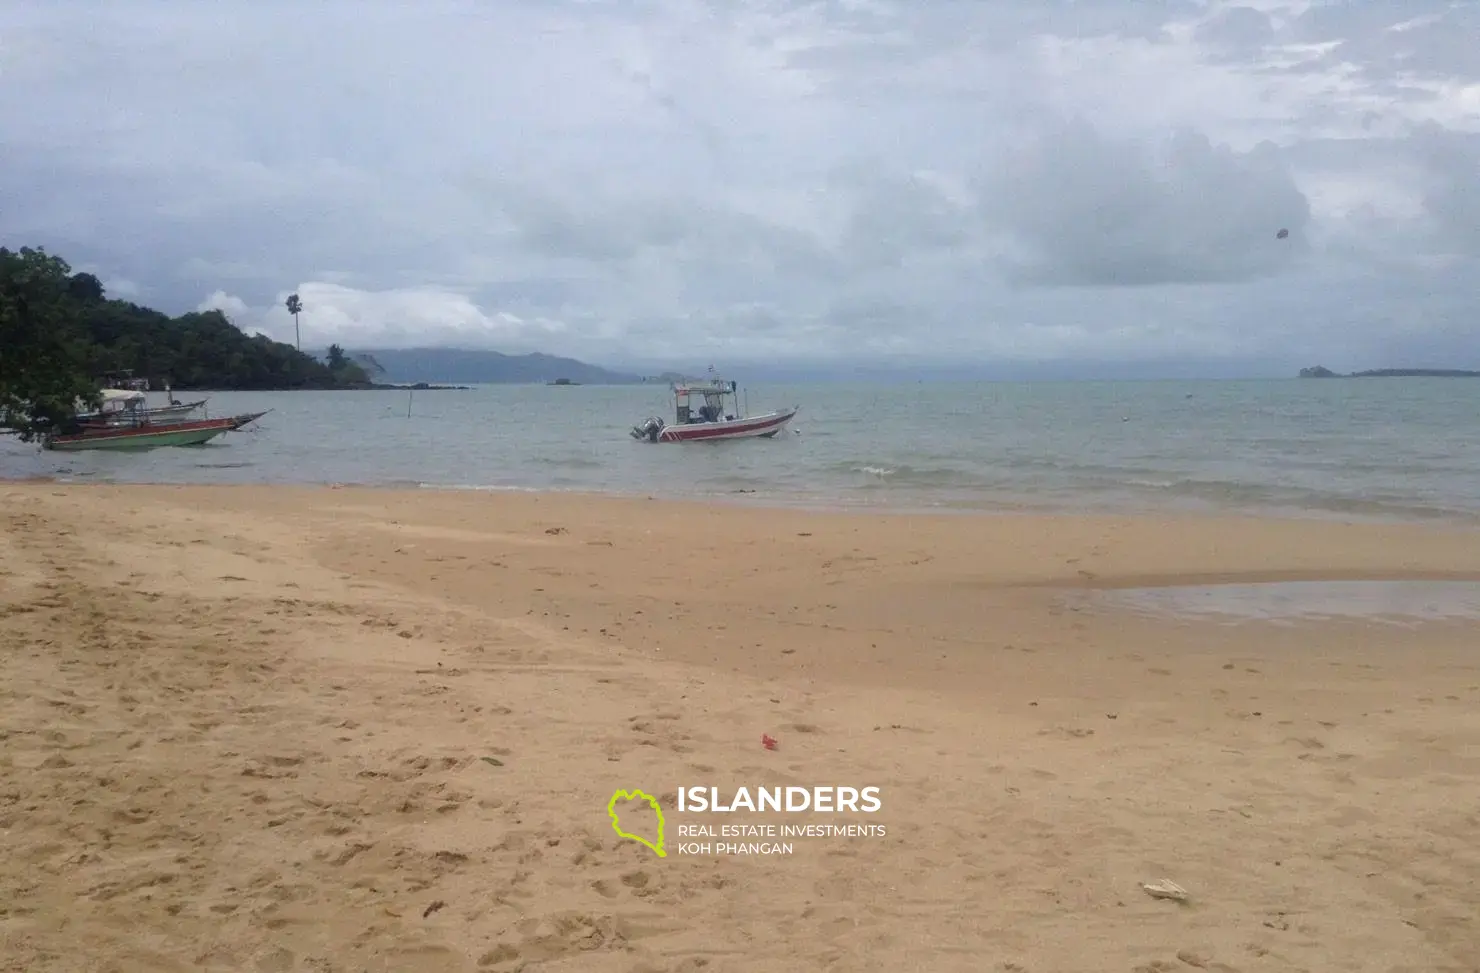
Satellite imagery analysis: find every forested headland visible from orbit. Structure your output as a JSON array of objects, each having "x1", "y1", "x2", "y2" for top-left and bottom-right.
[
  {"x1": 1, "y1": 245, "x2": 378, "y2": 439},
  {"x1": 2, "y1": 246, "x2": 371, "y2": 390}
]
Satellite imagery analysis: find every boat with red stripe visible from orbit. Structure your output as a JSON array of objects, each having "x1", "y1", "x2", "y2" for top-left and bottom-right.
[
  {"x1": 631, "y1": 373, "x2": 798, "y2": 444},
  {"x1": 44, "y1": 411, "x2": 270, "y2": 451}
]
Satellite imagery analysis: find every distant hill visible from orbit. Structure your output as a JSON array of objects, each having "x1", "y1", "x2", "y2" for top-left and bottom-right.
[
  {"x1": 335, "y1": 348, "x2": 643, "y2": 385},
  {"x1": 1300, "y1": 365, "x2": 1480, "y2": 378}
]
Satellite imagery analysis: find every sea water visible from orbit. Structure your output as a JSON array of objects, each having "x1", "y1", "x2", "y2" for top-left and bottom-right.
[
  {"x1": 3, "y1": 377, "x2": 1479, "y2": 524},
  {"x1": 1080, "y1": 580, "x2": 1480, "y2": 625}
]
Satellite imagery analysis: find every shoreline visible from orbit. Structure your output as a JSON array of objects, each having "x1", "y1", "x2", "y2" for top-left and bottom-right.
[
  {"x1": 9, "y1": 479, "x2": 1480, "y2": 575},
  {"x1": 10, "y1": 471, "x2": 1480, "y2": 529}
]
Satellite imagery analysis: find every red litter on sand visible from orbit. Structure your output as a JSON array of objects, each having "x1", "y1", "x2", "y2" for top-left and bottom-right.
[{"x1": 761, "y1": 734, "x2": 778, "y2": 751}]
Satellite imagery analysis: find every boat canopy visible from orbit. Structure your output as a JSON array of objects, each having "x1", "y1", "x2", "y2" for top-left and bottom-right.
[
  {"x1": 97, "y1": 388, "x2": 148, "y2": 413},
  {"x1": 672, "y1": 379, "x2": 737, "y2": 395},
  {"x1": 72, "y1": 388, "x2": 148, "y2": 414},
  {"x1": 672, "y1": 378, "x2": 738, "y2": 424}
]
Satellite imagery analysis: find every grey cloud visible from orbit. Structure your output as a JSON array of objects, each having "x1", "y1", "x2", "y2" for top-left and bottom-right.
[
  {"x1": 977, "y1": 121, "x2": 1311, "y2": 287},
  {"x1": 1194, "y1": 6, "x2": 1274, "y2": 50},
  {"x1": 1379, "y1": 8, "x2": 1480, "y2": 78},
  {"x1": 465, "y1": 175, "x2": 853, "y2": 287},
  {"x1": 888, "y1": 0, "x2": 1204, "y2": 47},
  {"x1": 1408, "y1": 126, "x2": 1480, "y2": 256},
  {"x1": 827, "y1": 166, "x2": 974, "y2": 270},
  {"x1": 490, "y1": 188, "x2": 693, "y2": 263},
  {"x1": 1280, "y1": 4, "x2": 1480, "y2": 96},
  {"x1": 774, "y1": 0, "x2": 1206, "y2": 91},
  {"x1": 1285, "y1": 129, "x2": 1480, "y2": 261}
]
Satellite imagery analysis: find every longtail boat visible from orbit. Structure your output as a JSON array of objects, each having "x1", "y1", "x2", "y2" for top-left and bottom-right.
[
  {"x1": 43, "y1": 407, "x2": 269, "y2": 452},
  {"x1": 226, "y1": 410, "x2": 270, "y2": 430},
  {"x1": 44, "y1": 416, "x2": 241, "y2": 451}
]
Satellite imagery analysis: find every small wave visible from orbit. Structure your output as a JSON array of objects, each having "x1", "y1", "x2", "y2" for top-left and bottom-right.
[
  {"x1": 419, "y1": 483, "x2": 545, "y2": 492},
  {"x1": 1125, "y1": 476, "x2": 1476, "y2": 523},
  {"x1": 858, "y1": 467, "x2": 983, "y2": 490},
  {"x1": 826, "y1": 461, "x2": 981, "y2": 489},
  {"x1": 529, "y1": 456, "x2": 605, "y2": 470},
  {"x1": 1283, "y1": 494, "x2": 1477, "y2": 523}
]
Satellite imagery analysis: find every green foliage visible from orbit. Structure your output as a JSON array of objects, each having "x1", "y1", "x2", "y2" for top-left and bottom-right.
[
  {"x1": 0, "y1": 247, "x2": 102, "y2": 441},
  {"x1": 324, "y1": 343, "x2": 370, "y2": 385},
  {"x1": 1, "y1": 245, "x2": 375, "y2": 439},
  {"x1": 67, "y1": 272, "x2": 105, "y2": 303}
]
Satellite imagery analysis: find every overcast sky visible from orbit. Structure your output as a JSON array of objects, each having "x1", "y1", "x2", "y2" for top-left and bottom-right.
[{"x1": 3, "y1": 0, "x2": 1478, "y2": 374}]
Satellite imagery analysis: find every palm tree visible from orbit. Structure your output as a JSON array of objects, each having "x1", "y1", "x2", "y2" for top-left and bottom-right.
[{"x1": 286, "y1": 293, "x2": 303, "y2": 350}]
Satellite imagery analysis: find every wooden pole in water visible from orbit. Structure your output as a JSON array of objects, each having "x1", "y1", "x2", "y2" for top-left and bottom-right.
[{"x1": 407, "y1": 389, "x2": 413, "y2": 418}]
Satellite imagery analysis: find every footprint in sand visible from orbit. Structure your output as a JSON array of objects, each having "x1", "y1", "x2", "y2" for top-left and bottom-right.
[{"x1": 476, "y1": 913, "x2": 625, "y2": 969}]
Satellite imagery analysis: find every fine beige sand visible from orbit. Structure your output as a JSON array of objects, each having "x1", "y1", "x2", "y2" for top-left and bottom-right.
[{"x1": 3, "y1": 483, "x2": 1480, "y2": 972}]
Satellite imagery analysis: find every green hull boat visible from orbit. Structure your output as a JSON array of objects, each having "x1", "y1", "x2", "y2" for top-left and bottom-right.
[{"x1": 43, "y1": 412, "x2": 266, "y2": 452}]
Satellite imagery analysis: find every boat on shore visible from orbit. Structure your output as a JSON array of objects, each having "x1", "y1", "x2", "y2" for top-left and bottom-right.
[{"x1": 630, "y1": 376, "x2": 798, "y2": 443}]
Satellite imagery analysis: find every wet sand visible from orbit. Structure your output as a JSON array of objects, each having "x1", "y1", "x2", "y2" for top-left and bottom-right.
[{"x1": 3, "y1": 483, "x2": 1479, "y2": 972}]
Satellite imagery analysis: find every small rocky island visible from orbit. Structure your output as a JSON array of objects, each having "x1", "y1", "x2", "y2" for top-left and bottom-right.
[{"x1": 1299, "y1": 366, "x2": 1480, "y2": 378}]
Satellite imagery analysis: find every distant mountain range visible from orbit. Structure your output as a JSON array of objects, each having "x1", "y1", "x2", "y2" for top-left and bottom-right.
[
  {"x1": 325, "y1": 347, "x2": 644, "y2": 385},
  {"x1": 311, "y1": 347, "x2": 1351, "y2": 385}
]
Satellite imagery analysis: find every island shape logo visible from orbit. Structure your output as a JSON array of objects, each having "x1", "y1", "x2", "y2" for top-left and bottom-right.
[{"x1": 608, "y1": 788, "x2": 667, "y2": 858}]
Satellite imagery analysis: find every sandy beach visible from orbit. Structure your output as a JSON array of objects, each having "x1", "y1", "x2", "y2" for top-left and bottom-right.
[{"x1": 3, "y1": 483, "x2": 1479, "y2": 972}]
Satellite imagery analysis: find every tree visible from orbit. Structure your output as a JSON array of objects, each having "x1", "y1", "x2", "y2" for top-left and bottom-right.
[
  {"x1": 0, "y1": 247, "x2": 101, "y2": 441},
  {"x1": 67, "y1": 272, "x2": 105, "y2": 303},
  {"x1": 323, "y1": 343, "x2": 371, "y2": 385},
  {"x1": 286, "y1": 292, "x2": 303, "y2": 350}
]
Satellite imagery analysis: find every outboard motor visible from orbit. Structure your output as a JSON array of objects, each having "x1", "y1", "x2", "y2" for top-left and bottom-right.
[{"x1": 631, "y1": 416, "x2": 665, "y2": 442}]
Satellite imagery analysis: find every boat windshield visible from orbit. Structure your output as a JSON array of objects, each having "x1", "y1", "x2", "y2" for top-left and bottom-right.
[{"x1": 673, "y1": 380, "x2": 737, "y2": 423}]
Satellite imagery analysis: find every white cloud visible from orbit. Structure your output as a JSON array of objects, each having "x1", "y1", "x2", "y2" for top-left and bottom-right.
[
  {"x1": 1, "y1": 0, "x2": 1478, "y2": 371},
  {"x1": 197, "y1": 290, "x2": 250, "y2": 320},
  {"x1": 101, "y1": 277, "x2": 140, "y2": 299},
  {"x1": 222, "y1": 282, "x2": 567, "y2": 352}
]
